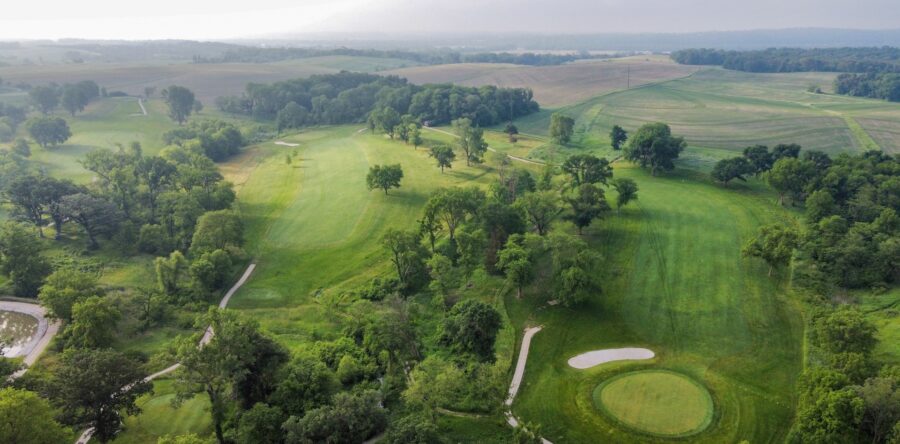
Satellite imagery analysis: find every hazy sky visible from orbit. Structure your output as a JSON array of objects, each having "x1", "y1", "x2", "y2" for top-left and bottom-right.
[{"x1": 1, "y1": 0, "x2": 898, "y2": 40}]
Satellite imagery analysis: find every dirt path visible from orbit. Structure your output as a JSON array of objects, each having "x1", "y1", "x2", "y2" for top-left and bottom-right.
[
  {"x1": 422, "y1": 126, "x2": 547, "y2": 166},
  {"x1": 137, "y1": 98, "x2": 147, "y2": 116},
  {"x1": 0, "y1": 301, "x2": 60, "y2": 379},
  {"x1": 75, "y1": 263, "x2": 257, "y2": 444}
]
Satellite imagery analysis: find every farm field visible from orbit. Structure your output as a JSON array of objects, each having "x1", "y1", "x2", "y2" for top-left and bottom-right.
[
  {"x1": 0, "y1": 55, "x2": 422, "y2": 104},
  {"x1": 388, "y1": 55, "x2": 699, "y2": 107},
  {"x1": 506, "y1": 165, "x2": 803, "y2": 443}
]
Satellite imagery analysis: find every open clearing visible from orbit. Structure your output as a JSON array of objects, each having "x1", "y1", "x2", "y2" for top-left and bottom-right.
[
  {"x1": 567, "y1": 348, "x2": 655, "y2": 369},
  {"x1": 594, "y1": 370, "x2": 714, "y2": 437},
  {"x1": 388, "y1": 56, "x2": 698, "y2": 107}
]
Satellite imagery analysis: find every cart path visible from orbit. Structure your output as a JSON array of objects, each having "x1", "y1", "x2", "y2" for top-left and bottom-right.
[{"x1": 0, "y1": 301, "x2": 61, "y2": 379}]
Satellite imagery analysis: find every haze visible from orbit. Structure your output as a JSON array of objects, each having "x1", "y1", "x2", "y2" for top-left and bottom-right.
[{"x1": 2, "y1": 0, "x2": 899, "y2": 40}]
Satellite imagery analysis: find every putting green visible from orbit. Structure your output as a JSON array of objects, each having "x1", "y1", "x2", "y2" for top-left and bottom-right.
[{"x1": 593, "y1": 370, "x2": 714, "y2": 437}]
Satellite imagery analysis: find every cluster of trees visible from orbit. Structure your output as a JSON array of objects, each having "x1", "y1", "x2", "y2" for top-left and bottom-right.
[
  {"x1": 195, "y1": 46, "x2": 595, "y2": 66},
  {"x1": 163, "y1": 119, "x2": 245, "y2": 161},
  {"x1": 216, "y1": 72, "x2": 539, "y2": 128},
  {"x1": 549, "y1": 113, "x2": 575, "y2": 144},
  {"x1": 0, "y1": 102, "x2": 28, "y2": 142},
  {"x1": 788, "y1": 308, "x2": 899, "y2": 443},
  {"x1": 623, "y1": 123, "x2": 685, "y2": 176},
  {"x1": 710, "y1": 143, "x2": 805, "y2": 187},
  {"x1": 27, "y1": 81, "x2": 101, "y2": 116},
  {"x1": 671, "y1": 47, "x2": 900, "y2": 74},
  {"x1": 835, "y1": 72, "x2": 900, "y2": 102}
]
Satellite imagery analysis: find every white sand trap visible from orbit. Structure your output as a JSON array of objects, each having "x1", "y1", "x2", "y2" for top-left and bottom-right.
[
  {"x1": 275, "y1": 141, "x2": 300, "y2": 147},
  {"x1": 567, "y1": 348, "x2": 655, "y2": 369}
]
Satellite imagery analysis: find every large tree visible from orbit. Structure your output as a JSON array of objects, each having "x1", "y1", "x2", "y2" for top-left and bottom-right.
[
  {"x1": 515, "y1": 191, "x2": 561, "y2": 236},
  {"x1": 609, "y1": 125, "x2": 628, "y2": 150},
  {"x1": 50, "y1": 349, "x2": 151, "y2": 443},
  {"x1": 439, "y1": 299, "x2": 502, "y2": 362},
  {"x1": 424, "y1": 187, "x2": 484, "y2": 242},
  {"x1": 623, "y1": 122, "x2": 685, "y2": 176},
  {"x1": 66, "y1": 296, "x2": 121, "y2": 349},
  {"x1": 163, "y1": 85, "x2": 196, "y2": 124},
  {"x1": 28, "y1": 85, "x2": 59, "y2": 114},
  {"x1": 0, "y1": 388, "x2": 70, "y2": 444},
  {"x1": 765, "y1": 157, "x2": 816, "y2": 205},
  {"x1": 612, "y1": 178, "x2": 638, "y2": 212},
  {"x1": 711, "y1": 157, "x2": 753, "y2": 185},
  {"x1": 453, "y1": 118, "x2": 488, "y2": 166},
  {"x1": 270, "y1": 357, "x2": 337, "y2": 417},
  {"x1": 381, "y1": 228, "x2": 429, "y2": 291},
  {"x1": 429, "y1": 145, "x2": 455, "y2": 173},
  {"x1": 742, "y1": 224, "x2": 799, "y2": 276},
  {"x1": 366, "y1": 164, "x2": 404, "y2": 195},
  {"x1": 0, "y1": 222, "x2": 52, "y2": 297},
  {"x1": 561, "y1": 154, "x2": 613, "y2": 187},
  {"x1": 27, "y1": 116, "x2": 71, "y2": 148},
  {"x1": 190, "y1": 210, "x2": 243, "y2": 255},
  {"x1": 497, "y1": 234, "x2": 536, "y2": 298},
  {"x1": 282, "y1": 390, "x2": 387, "y2": 444},
  {"x1": 60, "y1": 193, "x2": 121, "y2": 249},
  {"x1": 564, "y1": 183, "x2": 610, "y2": 234},
  {"x1": 39, "y1": 267, "x2": 102, "y2": 321},
  {"x1": 549, "y1": 113, "x2": 575, "y2": 144}
]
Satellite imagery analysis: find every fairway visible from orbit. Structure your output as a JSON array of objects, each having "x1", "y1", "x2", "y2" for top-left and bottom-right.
[
  {"x1": 594, "y1": 370, "x2": 714, "y2": 437},
  {"x1": 507, "y1": 165, "x2": 802, "y2": 443}
]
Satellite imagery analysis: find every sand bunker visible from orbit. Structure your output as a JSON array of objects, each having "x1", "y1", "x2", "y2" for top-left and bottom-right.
[
  {"x1": 275, "y1": 141, "x2": 300, "y2": 147},
  {"x1": 568, "y1": 348, "x2": 655, "y2": 369}
]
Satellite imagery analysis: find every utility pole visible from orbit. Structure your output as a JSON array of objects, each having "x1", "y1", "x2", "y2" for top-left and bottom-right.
[{"x1": 627, "y1": 66, "x2": 631, "y2": 89}]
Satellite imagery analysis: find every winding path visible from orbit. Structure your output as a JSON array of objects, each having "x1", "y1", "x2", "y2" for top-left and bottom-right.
[
  {"x1": 422, "y1": 126, "x2": 547, "y2": 166},
  {"x1": 505, "y1": 326, "x2": 552, "y2": 444},
  {"x1": 75, "y1": 264, "x2": 257, "y2": 444},
  {"x1": 0, "y1": 300, "x2": 60, "y2": 379}
]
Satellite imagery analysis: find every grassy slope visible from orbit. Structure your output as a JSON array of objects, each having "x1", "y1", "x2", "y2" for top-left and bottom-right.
[
  {"x1": 508, "y1": 166, "x2": 803, "y2": 443},
  {"x1": 111, "y1": 379, "x2": 212, "y2": 444}
]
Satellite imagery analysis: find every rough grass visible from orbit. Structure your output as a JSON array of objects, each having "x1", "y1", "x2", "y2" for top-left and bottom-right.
[
  {"x1": 388, "y1": 57, "x2": 698, "y2": 107},
  {"x1": 593, "y1": 370, "x2": 714, "y2": 437},
  {"x1": 111, "y1": 379, "x2": 213, "y2": 444},
  {"x1": 506, "y1": 165, "x2": 803, "y2": 443}
]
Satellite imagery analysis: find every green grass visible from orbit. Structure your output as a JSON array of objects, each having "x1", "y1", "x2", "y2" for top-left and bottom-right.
[
  {"x1": 111, "y1": 379, "x2": 213, "y2": 444},
  {"x1": 507, "y1": 165, "x2": 803, "y2": 443},
  {"x1": 593, "y1": 370, "x2": 714, "y2": 437}
]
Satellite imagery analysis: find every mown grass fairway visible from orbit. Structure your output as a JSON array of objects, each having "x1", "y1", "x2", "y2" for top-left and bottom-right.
[
  {"x1": 507, "y1": 165, "x2": 803, "y2": 443},
  {"x1": 593, "y1": 370, "x2": 714, "y2": 437}
]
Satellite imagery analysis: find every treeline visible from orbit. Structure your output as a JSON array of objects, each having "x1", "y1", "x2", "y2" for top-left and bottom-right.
[
  {"x1": 194, "y1": 46, "x2": 595, "y2": 66},
  {"x1": 671, "y1": 47, "x2": 900, "y2": 73},
  {"x1": 834, "y1": 72, "x2": 900, "y2": 102},
  {"x1": 216, "y1": 71, "x2": 539, "y2": 128}
]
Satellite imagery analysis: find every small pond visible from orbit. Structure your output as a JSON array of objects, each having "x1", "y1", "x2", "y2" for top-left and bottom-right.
[{"x1": 0, "y1": 310, "x2": 39, "y2": 357}]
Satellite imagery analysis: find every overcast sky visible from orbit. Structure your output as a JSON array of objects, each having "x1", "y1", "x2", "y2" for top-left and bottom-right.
[{"x1": 1, "y1": 0, "x2": 898, "y2": 40}]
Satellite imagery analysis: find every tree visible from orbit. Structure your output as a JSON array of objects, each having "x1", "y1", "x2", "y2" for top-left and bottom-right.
[
  {"x1": 173, "y1": 309, "x2": 267, "y2": 444},
  {"x1": 453, "y1": 118, "x2": 488, "y2": 166},
  {"x1": 27, "y1": 116, "x2": 71, "y2": 147},
  {"x1": 366, "y1": 164, "x2": 404, "y2": 195},
  {"x1": 190, "y1": 249, "x2": 233, "y2": 295},
  {"x1": 772, "y1": 143, "x2": 801, "y2": 160},
  {"x1": 39, "y1": 267, "x2": 101, "y2": 321},
  {"x1": 28, "y1": 85, "x2": 59, "y2": 114},
  {"x1": 549, "y1": 113, "x2": 575, "y2": 144},
  {"x1": 561, "y1": 154, "x2": 613, "y2": 187},
  {"x1": 60, "y1": 193, "x2": 120, "y2": 249},
  {"x1": 815, "y1": 308, "x2": 877, "y2": 356},
  {"x1": 50, "y1": 349, "x2": 151, "y2": 443},
  {"x1": 623, "y1": 122, "x2": 685, "y2": 176},
  {"x1": 410, "y1": 124, "x2": 423, "y2": 148},
  {"x1": 505, "y1": 123, "x2": 519, "y2": 142},
  {"x1": 276, "y1": 102, "x2": 308, "y2": 132},
  {"x1": 66, "y1": 296, "x2": 121, "y2": 349},
  {"x1": 0, "y1": 222, "x2": 52, "y2": 297},
  {"x1": 270, "y1": 357, "x2": 337, "y2": 417},
  {"x1": 5, "y1": 175, "x2": 47, "y2": 236},
  {"x1": 742, "y1": 224, "x2": 799, "y2": 276},
  {"x1": 369, "y1": 107, "x2": 402, "y2": 138},
  {"x1": 439, "y1": 299, "x2": 502, "y2": 362},
  {"x1": 136, "y1": 156, "x2": 177, "y2": 221},
  {"x1": 144, "y1": 86, "x2": 157, "y2": 99},
  {"x1": 61, "y1": 84, "x2": 89, "y2": 116},
  {"x1": 384, "y1": 414, "x2": 442, "y2": 444},
  {"x1": 12, "y1": 138, "x2": 31, "y2": 157},
  {"x1": 857, "y1": 376, "x2": 900, "y2": 444},
  {"x1": 190, "y1": 210, "x2": 243, "y2": 255},
  {"x1": 381, "y1": 228, "x2": 429, "y2": 291},
  {"x1": 516, "y1": 191, "x2": 561, "y2": 236},
  {"x1": 282, "y1": 390, "x2": 387, "y2": 444},
  {"x1": 43, "y1": 177, "x2": 84, "y2": 240},
  {"x1": 789, "y1": 388, "x2": 865, "y2": 444},
  {"x1": 164, "y1": 85, "x2": 196, "y2": 124},
  {"x1": 612, "y1": 178, "x2": 638, "y2": 211},
  {"x1": 610, "y1": 125, "x2": 628, "y2": 150},
  {"x1": 564, "y1": 183, "x2": 610, "y2": 234},
  {"x1": 0, "y1": 388, "x2": 69, "y2": 444},
  {"x1": 711, "y1": 157, "x2": 753, "y2": 185},
  {"x1": 766, "y1": 157, "x2": 816, "y2": 205},
  {"x1": 743, "y1": 145, "x2": 773, "y2": 176},
  {"x1": 497, "y1": 234, "x2": 535, "y2": 298},
  {"x1": 429, "y1": 145, "x2": 455, "y2": 173},
  {"x1": 235, "y1": 403, "x2": 284, "y2": 444},
  {"x1": 156, "y1": 250, "x2": 189, "y2": 298},
  {"x1": 548, "y1": 233, "x2": 601, "y2": 306}
]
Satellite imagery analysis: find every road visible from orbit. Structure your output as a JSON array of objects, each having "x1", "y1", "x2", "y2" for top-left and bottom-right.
[{"x1": 75, "y1": 264, "x2": 257, "y2": 444}]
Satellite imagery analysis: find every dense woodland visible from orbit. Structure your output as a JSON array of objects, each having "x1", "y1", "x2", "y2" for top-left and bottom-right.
[
  {"x1": 672, "y1": 47, "x2": 900, "y2": 101},
  {"x1": 216, "y1": 72, "x2": 540, "y2": 128}
]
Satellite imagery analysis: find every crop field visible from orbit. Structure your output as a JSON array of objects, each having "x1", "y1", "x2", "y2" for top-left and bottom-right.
[
  {"x1": 388, "y1": 56, "x2": 699, "y2": 107},
  {"x1": 505, "y1": 165, "x2": 803, "y2": 443},
  {"x1": 0, "y1": 55, "x2": 422, "y2": 104}
]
